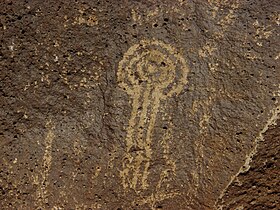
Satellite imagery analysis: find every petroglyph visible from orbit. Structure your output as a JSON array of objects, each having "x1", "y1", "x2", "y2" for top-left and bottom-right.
[
  {"x1": 133, "y1": 190, "x2": 181, "y2": 210},
  {"x1": 36, "y1": 119, "x2": 55, "y2": 208},
  {"x1": 156, "y1": 120, "x2": 177, "y2": 191},
  {"x1": 118, "y1": 39, "x2": 189, "y2": 191}
]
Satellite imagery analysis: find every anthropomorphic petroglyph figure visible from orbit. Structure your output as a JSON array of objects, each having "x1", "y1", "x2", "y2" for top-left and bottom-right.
[{"x1": 118, "y1": 39, "x2": 189, "y2": 191}]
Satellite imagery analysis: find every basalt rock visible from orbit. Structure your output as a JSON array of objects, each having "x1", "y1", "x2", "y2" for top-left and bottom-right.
[
  {"x1": 0, "y1": 0, "x2": 279, "y2": 209},
  {"x1": 217, "y1": 119, "x2": 280, "y2": 210}
]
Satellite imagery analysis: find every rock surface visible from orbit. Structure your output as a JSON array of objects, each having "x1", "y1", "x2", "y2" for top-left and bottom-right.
[
  {"x1": 0, "y1": 0, "x2": 279, "y2": 209},
  {"x1": 217, "y1": 118, "x2": 280, "y2": 210}
]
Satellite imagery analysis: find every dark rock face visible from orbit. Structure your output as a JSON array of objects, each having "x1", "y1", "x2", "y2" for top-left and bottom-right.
[
  {"x1": 0, "y1": 0, "x2": 279, "y2": 209},
  {"x1": 217, "y1": 119, "x2": 280, "y2": 210}
]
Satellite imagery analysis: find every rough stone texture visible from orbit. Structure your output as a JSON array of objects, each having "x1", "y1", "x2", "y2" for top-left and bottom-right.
[
  {"x1": 0, "y1": 0, "x2": 279, "y2": 209},
  {"x1": 217, "y1": 119, "x2": 280, "y2": 210}
]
